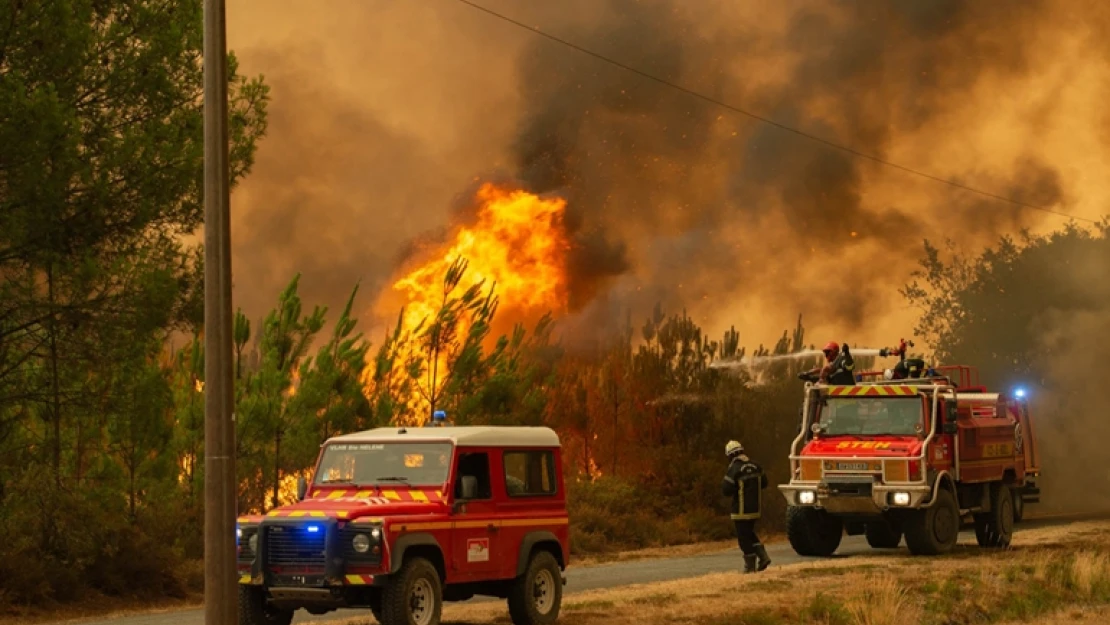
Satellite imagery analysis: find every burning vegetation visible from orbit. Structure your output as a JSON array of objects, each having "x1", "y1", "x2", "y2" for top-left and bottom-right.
[{"x1": 362, "y1": 182, "x2": 573, "y2": 421}]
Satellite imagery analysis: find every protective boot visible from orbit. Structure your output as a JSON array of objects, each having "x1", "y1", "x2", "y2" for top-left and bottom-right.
[
  {"x1": 754, "y1": 544, "x2": 771, "y2": 571},
  {"x1": 743, "y1": 554, "x2": 758, "y2": 573}
]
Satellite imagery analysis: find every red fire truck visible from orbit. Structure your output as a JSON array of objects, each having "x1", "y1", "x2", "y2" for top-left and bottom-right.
[
  {"x1": 778, "y1": 363, "x2": 1041, "y2": 556},
  {"x1": 235, "y1": 423, "x2": 569, "y2": 625}
]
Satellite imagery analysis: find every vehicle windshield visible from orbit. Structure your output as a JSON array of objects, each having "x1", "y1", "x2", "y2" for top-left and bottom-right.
[
  {"x1": 314, "y1": 442, "x2": 453, "y2": 486},
  {"x1": 816, "y1": 397, "x2": 924, "y2": 437}
]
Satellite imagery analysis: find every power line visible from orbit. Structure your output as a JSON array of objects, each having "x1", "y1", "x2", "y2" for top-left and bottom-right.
[{"x1": 451, "y1": 0, "x2": 1099, "y2": 225}]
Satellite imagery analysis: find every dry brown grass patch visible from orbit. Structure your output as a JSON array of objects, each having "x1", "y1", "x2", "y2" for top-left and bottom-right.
[{"x1": 416, "y1": 520, "x2": 1110, "y2": 625}]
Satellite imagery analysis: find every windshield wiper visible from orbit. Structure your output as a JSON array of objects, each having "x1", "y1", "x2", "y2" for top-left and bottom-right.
[{"x1": 374, "y1": 476, "x2": 410, "y2": 483}]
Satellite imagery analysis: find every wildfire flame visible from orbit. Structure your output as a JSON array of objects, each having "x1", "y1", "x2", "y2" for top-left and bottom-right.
[{"x1": 365, "y1": 182, "x2": 572, "y2": 421}]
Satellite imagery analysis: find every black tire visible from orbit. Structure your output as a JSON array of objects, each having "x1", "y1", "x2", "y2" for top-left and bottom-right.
[
  {"x1": 380, "y1": 557, "x2": 442, "y2": 625},
  {"x1": 238, "y1": 586, "x2": 294, "y2": 625},
  {"x1": 508, "y1": 550, "x2": 563, "y2": 625},
  {"x1": 865, "y1": 521, "x2": 903, "y2": 549},
  {"x1": 786, "y1": 506, "x2": 844, "y2": 557},
  {"x1": 974, "y1": 484, "x2": 1014, "y2": 548},
  {"x1": 1013, "y1": 490, "x2": 1025, "y2": 522},
  {"x1": 904, "y1": 487, "x2": 960, "y2": 555}
]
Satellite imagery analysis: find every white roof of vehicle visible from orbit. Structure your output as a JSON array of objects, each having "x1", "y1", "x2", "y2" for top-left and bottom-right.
[{"x1": 328, "y1": 425, "x2": 561, "y2": 448}]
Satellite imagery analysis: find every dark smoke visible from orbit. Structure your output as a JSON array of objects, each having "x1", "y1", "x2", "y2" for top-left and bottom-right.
[
  {"x1": 227, "y1": 0, "x2": 1108, "y2": 349},
  {"x1": 504, "y1": 0, "x2": 1090, "y2": 340}
]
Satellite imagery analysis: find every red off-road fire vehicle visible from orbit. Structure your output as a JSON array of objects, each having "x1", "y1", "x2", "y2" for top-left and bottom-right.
[
  {"x1": 236, "y1": 423, "x2": 569, "y2": 625},
  {"x1": 778, "y1": 364, "x2": 1041, "y2": 556}
]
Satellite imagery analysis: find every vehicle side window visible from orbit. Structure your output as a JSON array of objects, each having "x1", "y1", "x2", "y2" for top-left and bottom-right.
[
  {"x1": 454, "y1": 452, "x2": 492, "y2": 500},
  {"x1": 503, "y1": 451, "x2": 556, "y2": 497}
]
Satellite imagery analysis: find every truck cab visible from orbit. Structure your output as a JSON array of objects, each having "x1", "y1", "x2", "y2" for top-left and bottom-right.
[
  {"x1": 236, "y1": 425, "x2": 569, "y2": 625},
  {"x1": 778, "y1": 365, "x2": 1039, "y2": 557}
]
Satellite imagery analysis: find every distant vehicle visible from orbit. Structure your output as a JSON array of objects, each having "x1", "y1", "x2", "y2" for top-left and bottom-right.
[
  {"x1": 778, "y1": 363, "x2": 1041, "y2": 556},
  {"x1": 236, "y1": 418, "x2": 569, "y2": 625}
]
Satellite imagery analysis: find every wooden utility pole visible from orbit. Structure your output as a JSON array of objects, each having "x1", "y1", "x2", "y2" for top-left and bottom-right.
[{"x1": 203, "y1": 0, "x2": 237, "y2": 621}]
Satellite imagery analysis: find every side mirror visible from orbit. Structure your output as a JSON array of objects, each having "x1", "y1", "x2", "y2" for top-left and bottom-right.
[
  {"x1": 297, "y1": 476, "x2": 308, "y2": 501},
  {"x1": 943, "y1": 422, "x2": 958, "y2": 435},
  {"x1": 946, "y1": 402, "x2": 959, "y2": 423},
  {"x1": 460, "y1": 475, "x2": 478, "y2": 500}
]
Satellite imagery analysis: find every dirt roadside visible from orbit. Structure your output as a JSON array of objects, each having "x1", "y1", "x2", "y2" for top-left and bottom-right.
[
  {"x1": 418, "y1": 519, "x2": 1110, "y2": 625},
  {"x1": 3, "y1": 537, "x2": 762, "y2": 625}
]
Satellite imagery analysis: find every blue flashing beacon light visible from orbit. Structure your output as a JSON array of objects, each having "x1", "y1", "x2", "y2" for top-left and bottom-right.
[
  {"x1": 432, "y1": 410, "x2": 447, "y2": 426},
  {"x1": 1013, "y1": 387, "x2": 1027, "y2": 399},
  {"x1": 306, "y1": 524, "x2": 321, "y2": 534}
]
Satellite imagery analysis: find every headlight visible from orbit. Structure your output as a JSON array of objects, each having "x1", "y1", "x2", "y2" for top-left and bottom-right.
[
  {"x1": 352, "y1": 533, "x2": 371, "y2": 553},
  {"x1": 892, "y1": 492, "x2": 911, "y2": 506},
  {"x1": 248, "y1": 533, "x2": 258, "y2": 553},
  {"x1": 799, "y1": 490, "x2": 816, "y2": 505}
]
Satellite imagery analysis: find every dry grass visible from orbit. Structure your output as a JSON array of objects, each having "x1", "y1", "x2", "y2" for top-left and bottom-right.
[
  {"x1": 847, "y1": 577, "x2": 920, "y2": 625},
  {"x1": 7, "y1": 597, "x2": 203, "y2": 625},
  {"x1": 995, "y1": 605, "x2": 1110, "y2": 624},
  {"x1": 367, "y1": 520, "x2": 1110, "y2": 625}
]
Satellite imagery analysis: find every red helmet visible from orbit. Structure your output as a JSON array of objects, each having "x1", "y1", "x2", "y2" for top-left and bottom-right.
[{"x1": 822, "y1": 341, "x2": 839, "y2": 361}]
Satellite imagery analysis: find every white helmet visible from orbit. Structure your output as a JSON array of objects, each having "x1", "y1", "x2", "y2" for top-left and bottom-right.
[{"x1": 725, "y1": 440, "x2": 744, "y2": 457}]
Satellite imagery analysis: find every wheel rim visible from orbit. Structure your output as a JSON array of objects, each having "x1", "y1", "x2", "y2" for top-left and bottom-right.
[
  {"x1": 935, "y1": 504, "x2": 957, "y2": 544},
  {"x1": 1000, "y1": 498, "x2": 1014, "y2": 536},
  {"x1": 533, "y1": 569, "x2": 556, "y2": 615},
  {"x1": 409, "y1": 577, "x2": 435, "y2": 625}
]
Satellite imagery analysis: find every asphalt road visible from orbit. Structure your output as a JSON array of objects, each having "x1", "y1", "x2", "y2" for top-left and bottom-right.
[{"x1": 67, "y1": 513, "x2": 1105, "y2": 625}]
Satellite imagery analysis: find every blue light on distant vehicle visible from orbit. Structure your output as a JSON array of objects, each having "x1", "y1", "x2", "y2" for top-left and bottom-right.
[
  {"x1": 1014, "y1": 387, "x2": 1027, "y2": 399},
  {"x1": 306, "y1": 525, "x2": 320, "y2": 533}
]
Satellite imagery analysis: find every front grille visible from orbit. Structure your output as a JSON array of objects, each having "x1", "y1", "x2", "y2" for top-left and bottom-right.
[
  {"x1": 265, "y1": 524, "x2": 327, "y2": 568},
  {"x1": 238, "y1": 527, "x2": 259, "y2": 565}
]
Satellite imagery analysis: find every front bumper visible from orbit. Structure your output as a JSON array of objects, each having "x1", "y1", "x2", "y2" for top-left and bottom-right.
[
  {"x1": 779, "y1": 481, "x2": 933, "y2": 514},
  {"x1": 237, "y1": 518, "x2": 387, "y2": 589}
]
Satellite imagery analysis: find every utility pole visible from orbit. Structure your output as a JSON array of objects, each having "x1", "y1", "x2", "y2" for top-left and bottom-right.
[{"x1": 203, "y1": 0, "x2": 237, "y2": 621}]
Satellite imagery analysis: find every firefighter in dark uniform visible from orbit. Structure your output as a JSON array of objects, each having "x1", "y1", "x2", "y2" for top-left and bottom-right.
[
  {"x1": 799, "y1": 341, "x2": 855, "y2": 385},
  {"x1": 721, "y1": 440, "x2": 770, "y2": 572}
]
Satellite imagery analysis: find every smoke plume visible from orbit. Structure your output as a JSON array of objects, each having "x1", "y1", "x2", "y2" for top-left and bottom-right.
[
  {"x1": 226, "y1": 0, "x2": 1110, "y2": 348},
  {"x1": 1025, "y1": 230, "x2": 1110, "y2": 514}
]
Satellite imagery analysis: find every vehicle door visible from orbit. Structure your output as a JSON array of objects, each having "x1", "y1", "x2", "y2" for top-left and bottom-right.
[
  {"x1": 497, "y1": 448, "x2": 562, "y2": 579},
  {"x1": 929, "y1": 397, "x2": 955, "y2": 472},
  {"x1": 449, "y1": 450, "x2": 501, "y2": 579}
]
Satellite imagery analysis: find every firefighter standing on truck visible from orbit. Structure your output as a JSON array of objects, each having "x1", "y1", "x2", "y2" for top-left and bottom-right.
[
  {"x1": 722, "y1": 440, "x2": 771, "y2": 573},
  {"x1": 799, "y1": 341, "x2": 856, "y2": 385}
]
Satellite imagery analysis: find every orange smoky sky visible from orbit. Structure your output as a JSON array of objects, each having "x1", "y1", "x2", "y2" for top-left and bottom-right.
[{"x1": 224, "y1": 0, "x2": 1110, "y2": 353}]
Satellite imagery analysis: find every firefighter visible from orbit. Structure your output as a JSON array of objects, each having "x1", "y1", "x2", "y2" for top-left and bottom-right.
[
  {"x1": 799, "y1": 341, "x2": 856, "y2": 385},
  {"x1": 721, "y1": 440, "x2": 770, "y2": 573}
]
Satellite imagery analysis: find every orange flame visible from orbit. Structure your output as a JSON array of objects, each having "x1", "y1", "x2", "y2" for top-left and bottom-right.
[{"x1": 365, "y1": 183, "x2": 572, "y2": 422}]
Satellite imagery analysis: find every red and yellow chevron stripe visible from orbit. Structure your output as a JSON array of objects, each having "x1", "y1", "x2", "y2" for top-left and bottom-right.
[
  {"x1": 308, "y1": 488, "x2": 446, "y2": 503},
  {"x1": 345, "y1": 574, "x2": 375, "y2": 585},
  {"x1": 827, "y1": 385, "x2": 918, "y2": 397}
]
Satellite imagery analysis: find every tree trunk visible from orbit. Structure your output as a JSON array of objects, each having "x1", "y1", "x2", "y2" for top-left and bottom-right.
[
  {"x1": 611, "y1": 377, "x2": 620, "y2": 477},
  {"x1": 272, "y1": 427, "x2": 282, "y2": 509},
  {"x1": 129, "y1": 461, "x2": 137, "y2": 521},
  {"x1": 47, "y1": 265, "x2": 62, "y2": 487}
]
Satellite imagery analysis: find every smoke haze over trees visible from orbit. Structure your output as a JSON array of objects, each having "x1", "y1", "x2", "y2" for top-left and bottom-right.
[
  {"x1": 226, "y1": 0, "x2": 1109, "y2": 346},
  {"x1": 903, "y1": 221, "x2": 1110, "y2": 513}
]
